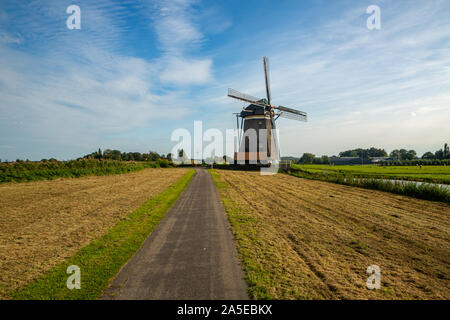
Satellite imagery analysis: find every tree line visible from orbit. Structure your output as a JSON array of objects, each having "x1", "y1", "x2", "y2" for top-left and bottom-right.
[
  {"x1": 293, "y1": 143, "x2": 449, "y2": 164},
  {"x1": 388, "y1": 143, "x2": 449, "y2": 160},
  {"x1": 295, "y1": 147, "x2": 387, "y2": 164},
  {"x1": 3, "y1": 143, "x2": 449, "y2": 165},
  {"x1": 82, "y1": 149, "x2": 173, "y2": 162}
]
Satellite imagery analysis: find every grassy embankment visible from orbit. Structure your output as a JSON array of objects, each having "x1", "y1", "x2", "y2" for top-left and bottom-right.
[
  {"x1": 288, "y1": 164, "x2": 450, "y2": 204},
  {"x1": 0, "y1": 159, "x2": 172, "y2": 184},
  {"x1": 11, "y1": 169, "x2": 195, "y2": 300}
]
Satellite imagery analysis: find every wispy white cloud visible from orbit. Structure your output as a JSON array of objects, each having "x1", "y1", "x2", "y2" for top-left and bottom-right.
[
  {"x1": 0, "y1": 1, "x2": 200, "y2": 158},
  {"x1": 0, "y1": 44, "x2": 190, "y2": 135},
  {"x1": 151, "y1": 0, "x2": 214, "y2": 86},
  {"x1": 153, "y1": 0, "x2": 204, "y2": 53},
  {"x1": 0, "y1": 0, "x2": 448, "y2": 160},
  {"x1": 0, "y1": 30, "x2": 22, "y2": 44},
  {"x1": 159, "y1": 56, "x2": 212, "y2": 85},
  {"x1": 216, "y1": 1, "x2": 450, "y2": 156}
]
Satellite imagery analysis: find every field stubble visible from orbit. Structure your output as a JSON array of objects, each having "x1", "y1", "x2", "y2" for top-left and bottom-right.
[
  {"x1": 213, "y1": 170, "x2": 450, "y2": 299},
  {"x1": 0, "y1": 168, "x2": 189, "y2": 298}
]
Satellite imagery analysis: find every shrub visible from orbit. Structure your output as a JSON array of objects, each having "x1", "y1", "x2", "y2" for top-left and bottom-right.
[
  {"x1": 158, "y1": 159, "x2": 169, "y2": 168},
  {"x1": 0, "y1": 159, "x2": 173, "y2": 184}
]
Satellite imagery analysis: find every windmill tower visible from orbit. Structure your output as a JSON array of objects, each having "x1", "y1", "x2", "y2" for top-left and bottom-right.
[{"x1": 228, "y1": 57, "x2": 307, "y2": 165}]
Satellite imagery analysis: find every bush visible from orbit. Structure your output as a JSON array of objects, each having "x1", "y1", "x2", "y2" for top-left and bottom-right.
[
  {"x1": 158, "y1": 159, "x2": 169, "y2": 168},
  {"x1": 0, "y1": 159, "x2": 173, "y2": 184}
]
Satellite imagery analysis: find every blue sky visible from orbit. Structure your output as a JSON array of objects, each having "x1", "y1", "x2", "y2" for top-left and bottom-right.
[{"x1": 0, "y1": 0, "x2": 449, "y2": 160}]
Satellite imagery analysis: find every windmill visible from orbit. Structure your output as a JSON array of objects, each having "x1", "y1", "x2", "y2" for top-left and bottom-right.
[{"x1": 228, "y1": 56, "x2": 307, "y2": 165}]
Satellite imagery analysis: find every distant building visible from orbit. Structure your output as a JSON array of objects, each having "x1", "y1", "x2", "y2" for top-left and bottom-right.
[
  {"x1": 371, "y1": 157, "x2": 393, "y2": 163},
  {"x1": 330, "y1": 156, "x2": 393, "y2": 165}
]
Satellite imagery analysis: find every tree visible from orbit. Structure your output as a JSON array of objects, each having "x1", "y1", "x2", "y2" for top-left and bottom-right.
[
  {"x1": 133, "y1": 152, "x2": 143, "y2": 161},
  {"x1": 313, "y1": 157, "x2": 322, "y2": 164},
  {"x1": 405, "y1": 150, "x2": 417, "y2": 160},
  {"x1": 390, "y1": 149, "x2": 401, "y2": 160},
  {"x1": 111, "y1": 150, "x2": 121, "y2": 160},
  {"x1": 103, "y1": 149, "x2": 112, "y2": 159},
  {"x1": 397, "y1": 149, "x2": 407, "y2": 160},
  {"x1": 300, "y1": 153, "x2": 315, "y2": 164},
  {"x1": 421, "y1": 152, "x2": 435, "y2": 159},
  {"x1": 389, "y1": 149, "x2": 416, "y2": 161},
  {"x1": 95, "y1": 148, "x2": 102, "y2": 159},
  {"x1": 340, "y1": 147, "x2": 387, "y2": 159},
  {"x1": 368, "y1": 147, "x2": 388, "y2": 157},
  {"x1": 321, "y1": 155, "x2": 331, "y2": 164},
  {"x1": 167, "y1": 153, "x2": 173, "y2": 162},
  {"x1": 148, "y1": 151, "x2": 160, "y2": 161},
  {"x1": 444, "y1": 143, "x2": 449, "y2": 159},
  {"x1": 339, "y1": 150, "x2": 359, "y2": 157},
  {"x1": 435, "y1": 149, "x2": 444, "y2": 160}
]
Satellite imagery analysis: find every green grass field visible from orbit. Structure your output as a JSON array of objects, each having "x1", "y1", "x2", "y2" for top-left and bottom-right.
[{"x1": 291, "y1": 164, "x2": 450, "y2": 184}]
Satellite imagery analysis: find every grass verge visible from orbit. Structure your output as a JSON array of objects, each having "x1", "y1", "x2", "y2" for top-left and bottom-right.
[
  {"x1": 286, "y1": 168, "x2": 450, "y2": 204},
  {"x1": 209, "y1": 170, "x2": 273, "y2": 299},
  {"x1": 10, "y1": 169, "x2": 195, "y2": 300}
]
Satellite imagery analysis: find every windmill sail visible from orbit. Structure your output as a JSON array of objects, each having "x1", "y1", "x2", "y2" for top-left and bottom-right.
[
  {"x1": 227, "y1": 56, "x2": 307, "y2": 164},
  {"x1": 263, "y1": 56, "x2": 271, "y2": 106},
  {"x1": 275, "y1": 105, "x2": 307, "y2": 122},
  {"x1": 228, "y1": 88, "x2": 268, "y2": 107}
]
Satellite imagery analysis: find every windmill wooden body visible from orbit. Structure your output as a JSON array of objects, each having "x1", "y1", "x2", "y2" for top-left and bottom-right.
[{"x1": 228, "y1": 57, "x2": 307, "y2": 165}]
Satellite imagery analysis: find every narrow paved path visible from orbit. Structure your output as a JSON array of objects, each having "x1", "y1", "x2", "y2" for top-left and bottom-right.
[{"x1": 102, "y1": 168, "x2": 248, "y2": 300}]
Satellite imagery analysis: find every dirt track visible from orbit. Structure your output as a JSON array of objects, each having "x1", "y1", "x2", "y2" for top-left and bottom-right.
[
  {"x1": 215, "y1": 170, "x2": 450, "y2": 299},
  {"x1": 0, "y1": 168, "x2": 188, "y2": 298}
]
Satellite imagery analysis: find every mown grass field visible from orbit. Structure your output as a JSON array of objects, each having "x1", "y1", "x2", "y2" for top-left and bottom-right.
[
  {"x1": 212, "y1": 169, "x2": 450, "y2": 300},
  {"x1": 292, "y1": 164, "x2": 450, "y2": 184},
  {"x1": 287, "y1": 167, "x2": 450, "y2": 204},
  {"x1": 0, "y1": 168, "x2": 193, "y2": 299}
]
